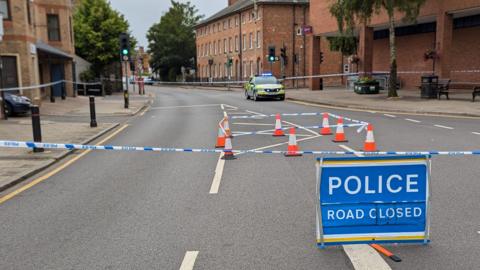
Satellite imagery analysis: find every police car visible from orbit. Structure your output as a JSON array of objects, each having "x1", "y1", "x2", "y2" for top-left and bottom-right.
[{"x1": 244, "y1": 73, "x2": 285, "y2": 101}]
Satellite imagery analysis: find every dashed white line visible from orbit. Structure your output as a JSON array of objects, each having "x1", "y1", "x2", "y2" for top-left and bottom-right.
[
  {"x1": 282, "y1": 120, "x2": 320, "y2": 136},
  {"x1": 233, "y1": 122, "x2": 275, "y2": 126},
  {"x1": 434, "y1": 124, "x2": 454, "y2": 130},
  {"x1": 383, "y1": 114, "x2": 397, "y2": 118},
  {"x1": 405, "y1": 118, "x2": 421, "y2": 123},
  {"x1": 209, "y1": 153, "x2": 225, "y2": 194},
  {"x1": 150, "y1": 104, "x2": 220, "y2": 110},
  {"x1": 472, "y1": 132, "x2": 480, "y2": 135},
  {"x1": 179, "y1": 251, "x2": 199, "y2": 270},
  {"x1": 245, "y1": 110, "x2": 267, "y2": 116},
  {"x1": 337, "y1": 145, "x2": 392, "y2": 270},
  {"x1": 236, "y1": 135, "x2": 321, "y2": 156}
]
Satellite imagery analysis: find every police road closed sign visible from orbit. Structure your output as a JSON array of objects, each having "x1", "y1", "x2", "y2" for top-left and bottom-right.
[{"x1": 316, "y1": 156, "x2": 430, "y2": 247}]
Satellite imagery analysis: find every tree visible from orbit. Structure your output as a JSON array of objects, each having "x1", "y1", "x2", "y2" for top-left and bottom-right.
[
  {"x1": 74, "y1": 0, "x2": 136, "y2": 77},
  {"x1": 330, "y1": 0, "x2": 426, "y2": 97},
  {"x1": 147, "y1": 1, "x2": 203, "y2": 81}
]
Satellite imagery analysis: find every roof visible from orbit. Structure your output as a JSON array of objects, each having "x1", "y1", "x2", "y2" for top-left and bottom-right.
[
  {"x1": 196, "y1": 0, "x2": 309, "y2": 27},
  {"x1": 36, "y1": 41, "x2": 73, "y2": 59}
]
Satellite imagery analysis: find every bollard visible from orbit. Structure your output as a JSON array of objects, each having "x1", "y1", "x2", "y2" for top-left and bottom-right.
[
  {"x1": 320, "y1": 78, "x2": 324, "y2": 90},
  {"x1": 1, "y1": 91, "x2": 7, "y2": 120},
  {"x1": 89, "y1": 96, "x2": 98, "y2": 128},
  {"x1": 124, "y1": 90, "x2": 129, "y2": 109},
  {"x1": 30, "y1": 105, "x2": 44, "y2": 153}
]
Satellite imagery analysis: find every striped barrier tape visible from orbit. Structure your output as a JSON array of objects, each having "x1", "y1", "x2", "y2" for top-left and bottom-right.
[
  {"x1": 231, "y1": 123, "x2": 366, "y2": 137},
  {"x1": 0, "y1": 80, "x2": 103, "y2": 92},
  {"x1": 231, "y1": 112, "x2": 369, "y2": 125},
  {"x1": 1, "y1": 140, "x2": 480, "y2": 156}
]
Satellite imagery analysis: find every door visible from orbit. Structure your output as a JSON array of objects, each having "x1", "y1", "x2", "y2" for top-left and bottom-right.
[
  {"x1": 50, "y1": 64, "x2": 64, "y2": 97},
  {"x1": 0, "y1": 56, "x2": 19, "y2": 93}
]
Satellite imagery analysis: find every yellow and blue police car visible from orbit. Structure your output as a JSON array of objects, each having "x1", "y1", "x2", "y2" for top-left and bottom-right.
[{"x1": 244, "y1": 73, "x2": 285, "y2": 101}]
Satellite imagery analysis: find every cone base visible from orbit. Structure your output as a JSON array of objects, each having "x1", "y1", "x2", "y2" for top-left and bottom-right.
[
  {"x1": 215, "y1": 145, "x2": 225, "y2": 149},
  {"x1": 273, "y1": 134, "x2": 285, "y2": 137},
  {"x1": 320, "y1": 131, "x2": 333, "y2": 135},
  {"x1": 222, "y1": 154, "x2": 237, "y2": 160},
  {"x1": 332, "y1": 139, "x2": 348, "y2": 143},
  {"x1": 284, "y1": 152, "x2": 303, "y2": 157},
  {"x1": 364, "y1": 143, "x2": 378, "y2": 152}
]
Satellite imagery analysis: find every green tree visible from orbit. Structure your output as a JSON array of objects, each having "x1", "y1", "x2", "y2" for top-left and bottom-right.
[
  {"x1": 147, "y1": 1, "x2": 203, "y2": 81},
  {"x1": 330, "y1": 0, "x2": 426, "y2": 97},
  {"x1": 74, "y1": 0, "x2": 136, "y2": 76}
]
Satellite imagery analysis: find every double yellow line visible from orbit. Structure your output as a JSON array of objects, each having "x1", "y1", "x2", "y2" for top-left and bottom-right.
[{"x1": 0, "y1": 124, "x2": 129, "y2": 205}]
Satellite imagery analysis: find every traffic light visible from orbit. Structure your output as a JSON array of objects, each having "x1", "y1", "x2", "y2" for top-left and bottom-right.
[
  {"x1": 268, "y1": 46, "x2": 276, "y2": 62},
  {"x1": 119, "y1": 33, "x2": 130, "y2": 60},
  {"x1": 320, "y1": 51, "x2": 324, "y2": 64},
  {"x1": 280, "y1": 47, "x2": 287, "y2": 65}
]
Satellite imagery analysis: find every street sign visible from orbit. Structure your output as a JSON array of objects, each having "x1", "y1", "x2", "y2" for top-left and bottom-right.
[
  {"x1": 302, "y1": 25, "x2": 313, "y2": 35},
  {"x1": 316, "y1": 155, "x2": 430, "y2": 248}
]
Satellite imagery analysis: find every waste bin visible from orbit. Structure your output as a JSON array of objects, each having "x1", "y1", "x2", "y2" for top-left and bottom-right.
[{"x1": 420, "y1": 75, "x2": 438, "y2": 99}]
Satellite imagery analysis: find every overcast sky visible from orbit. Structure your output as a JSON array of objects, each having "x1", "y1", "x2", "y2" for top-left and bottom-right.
[{"x1": 110, "y1": 0, "x2": 227, "y2": 49}]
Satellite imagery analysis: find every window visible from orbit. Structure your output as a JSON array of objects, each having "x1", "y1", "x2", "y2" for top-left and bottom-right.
[
  {"x1": 201, "y1": 44, "x2": 204, "y2": 56},
  {"x1": 249, "y1": 33, "x2": 253, "y2": 49},
  {"x1": 47, "y1": 14, "x2": 61, "y2": 41},
  {"x1": 218, "y1": 40, "x2": 221, "y2": 54},
  {"x1": 224, "y1": 39, "x2": 227, "y2": 53},
  {"x1": 235, "y1": 17, "x2": 239, "y2": 26},
  {"x1": 235, "y1": 36, "x2": 239, "y2": 51},
  {"x1": 229, "y1": 37, "x2": 232, "y2": 52},
  {"x1": 223, "y1": 20, "x2": 227, "y2": 30},
  {"x1": 228, "y1": 18, "x2": 232, "y2": 28},
  {"x1": 242, "y1": 34, "x2": 246, "y2": 51},
  {"x1": 256, "y1": 31, "x2": 261, "y2": 48},
  {"x1": 0, "y1": 56, "x2": 19, "y2": 89},
  {"x1": 0, "y1": 0, "x2": 11, "y2": 19},
  {"x1": 214, "y1": 41, "x2": 217, "y2": 55},
  {"x1": 242, "y1": 14, "x2": 245, "y2": 24}
]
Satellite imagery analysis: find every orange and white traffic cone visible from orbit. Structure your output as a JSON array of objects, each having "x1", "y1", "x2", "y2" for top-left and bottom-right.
[
  {"x1": 273, "y1": 113, "x2": 285, "y2": 137},
  {"x1": 332, "y1": 117, "x2": 348, "y2": 143},
  {"x1": 223, "y1": 116, "x2": 233, "y2": 138},
  {"x1": 284, "y1": 127, "x2": 302, "y2": 157},
  {"x1": 364, "y1": 124, "x2": 377, "y2": 152},
  {"x1": 320, "y1": 113, "x2": 333, "y2": 135},
  {"x1": 215, "y1": 124, "x2": 226, "y2": 148},
  {"x1": 222, "y1": 136, "x2": 236, "y2": 160}
]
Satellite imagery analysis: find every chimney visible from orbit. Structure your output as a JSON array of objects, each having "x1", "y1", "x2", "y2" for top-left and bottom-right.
[{"x1": 228, "y1": 0, "x2": 239, "y2": 6}]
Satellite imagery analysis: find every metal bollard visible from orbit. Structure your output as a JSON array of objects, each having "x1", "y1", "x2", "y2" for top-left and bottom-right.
[
  {"x1": 124, "y1": 90, "x2": 129, "y2": 109},
  {"x1": 1, "y1": 91, "x2": 7, "y2": 120},
  {"x1": 30, "y1": 105, "x2": 44, "y2": 153},
  {"x1": 89, "y1": 96, "x2": 97, "y2": 128},
  {"x1": 320, "y1": 78, "x2": 324, "y2": 90}
]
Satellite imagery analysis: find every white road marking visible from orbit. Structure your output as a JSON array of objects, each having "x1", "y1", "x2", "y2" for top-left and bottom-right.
[
  {"x1": 236, "y1": 135, "x2": 322, "y2": 156},
  {"x1": 282, "y1": 120, "x2": 320, "y2": 136},
  {"x1": 209, "y1": 153, "x2": 225, "y2": 194},
  {"x1": 220, "y1": 104, "x2": 225, "y2": 110},
  {"x1": 179, "y1": 251, "x2": 199, "y2": 270},
  {"x1": 245, "y1": 110, "x2": 267, "y2": 116},
  {"x1": 343, "y1": 245, "x2": 391, "y2": 270},
  {"x1": 369, "y1": 111, "x2": 377, "y2": 114},
  {"x1": 223, "y1": 104, "x2": 238, "y2": 110},
  {"x1": 384, "y1": 114, "x2": 396, "y2": 118},
  {"x1": 405, "y1": 118, "x2": 421, "y2": 123},
  {"x1": 339, "y1": 144, "x2": 364, "y2": 157},
  {"x1": 337, "y1": 145, "x2": 392, "y2": 270},
  {"x1": 472, "y1": 132, "x2": 480, "y2": 135},
  {"x1": 233, "y1": 122, "x2": 275, "y2": 126},
  {"x1": 150, "y1": 104, "x2": 220, "y2": 110},
  {"x1": 434, "y1": 124, "x2": 454, "y2": 130}
]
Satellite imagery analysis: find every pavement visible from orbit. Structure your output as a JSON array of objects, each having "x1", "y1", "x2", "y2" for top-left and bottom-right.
[
  {"x1": 40, "y1": 92, "x2": 152, "y2": 116},
  {"x1": 0, "y1": 91, "x2": 152, "y2": 192},
  {"x1": 0, "y1": 85, "x2": 479, "y2": 269}
]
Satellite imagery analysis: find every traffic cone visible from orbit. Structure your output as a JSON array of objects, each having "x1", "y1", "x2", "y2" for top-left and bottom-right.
[
  {"x1": 320, "y1": 113, "x2": 332, "y2": 135},
  {"x1": 222, "y1": 136, "x2": 236, "y2": 160},
  {"x1": 273, "y1": 114, "x2": 285, "y2": 137},
  {"x1": 284, "y1": 127, "x2": 302, "y2": 157},
  {"x1": 224, "y1": 116, "x2": 233, "y2": 138},
  {"x1": 332, "y1": 117, "x2": 348, "y2": 143},
  {"x1": 215, "y1": 125, "x2": 226, "y2": 148},
  {"x1": 364, "y1": 124, "x2": 377, "y2": 152}
]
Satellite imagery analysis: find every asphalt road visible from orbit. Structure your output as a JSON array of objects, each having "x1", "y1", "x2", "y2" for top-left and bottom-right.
[{"x1": 1, "y1": 85, "x2": 479, "y2": 269}]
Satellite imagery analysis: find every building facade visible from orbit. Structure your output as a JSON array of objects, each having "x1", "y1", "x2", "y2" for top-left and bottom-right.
[
  {"x1": 0, "y1": 0, "x2": 75, "y2": 103},
  {"x1": 195, "y1": 0, "x2": 309, "y2": 87},
  {"x1": 308, "y1": 0, "x2": 480, "y2": 89}
]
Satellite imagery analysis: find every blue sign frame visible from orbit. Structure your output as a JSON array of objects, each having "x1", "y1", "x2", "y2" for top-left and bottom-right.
[{"x1": 316, "y1": 155, "x2": 431, "y2": 248}]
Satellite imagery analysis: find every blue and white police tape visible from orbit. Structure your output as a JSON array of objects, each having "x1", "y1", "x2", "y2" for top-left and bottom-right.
[
  {"x1": 1, "y1": 140, "x2": 480, "y2": 156},
  {"x1": 231, "y1": 123, "x2": 366, "y2": 137},
  {"x1": 231, "y1": 112, "x2": 368, "y2": 124}
]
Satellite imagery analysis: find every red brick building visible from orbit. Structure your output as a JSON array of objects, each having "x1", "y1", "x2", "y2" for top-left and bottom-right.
[
  {"x1": 308, "y1": 1, "x2": 480, "y2": 90},
  {"x1": 195, "y1": 0, "x2": 309, "y2": 87}
]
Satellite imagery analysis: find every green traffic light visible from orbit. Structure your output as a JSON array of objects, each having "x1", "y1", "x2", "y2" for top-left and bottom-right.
[{"x1": 122, "y1": 49, "x2": 129, "y2": 55}]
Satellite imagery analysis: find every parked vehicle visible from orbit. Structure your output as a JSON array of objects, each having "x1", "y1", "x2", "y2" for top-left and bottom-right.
[{"x1": 2, "y1": 92, "x2": 32, "y2": 116}]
